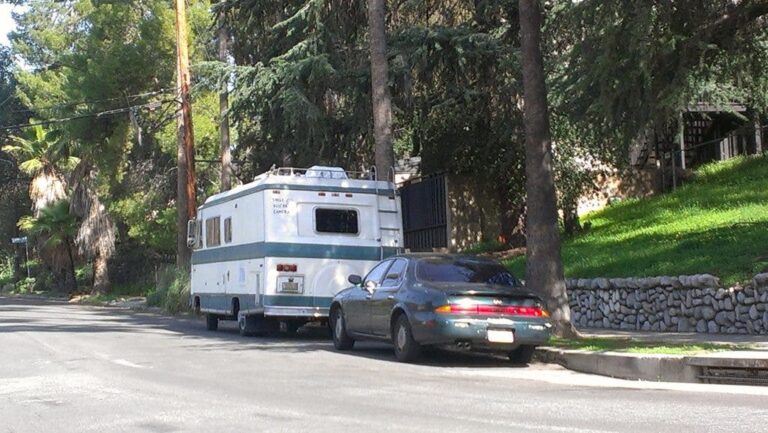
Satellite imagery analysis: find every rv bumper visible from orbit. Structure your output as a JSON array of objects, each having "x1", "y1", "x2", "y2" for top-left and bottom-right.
[{"x1": 264, "y1": 306, "x2": 329, "y2": 318}]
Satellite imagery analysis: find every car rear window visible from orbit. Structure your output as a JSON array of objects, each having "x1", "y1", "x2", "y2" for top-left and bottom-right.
[{"x1": 416, "y1": 258, "x2": 520, "y2": 286}]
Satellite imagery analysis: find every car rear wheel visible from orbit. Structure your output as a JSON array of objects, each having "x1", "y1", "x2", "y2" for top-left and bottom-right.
[
  {"x1": 332, "y1": 308, "x2": 355, "y2": 350},
  {"x1": 508, "y1": 345, "x2": 536, "y2": 365},
  {"x1": 205, "y1": 314, "x2": 218, "y2": 331},
  {"x1": 393, "y1": 315, "x2": 421, "y2": 363}
]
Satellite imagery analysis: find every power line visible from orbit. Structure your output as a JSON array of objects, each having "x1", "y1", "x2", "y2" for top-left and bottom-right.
[
  {"x1": 5, "y1": 88, "x2": 177, "y2": 115},
  {"x1": 0, "y1": 99, "x2": 177, "y2": 132}
]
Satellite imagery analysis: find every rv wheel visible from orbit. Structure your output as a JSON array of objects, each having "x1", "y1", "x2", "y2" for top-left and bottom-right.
[
  {"x1": 205, "y1": 314, "x2": 218, "y2": 331},
  {"x1": 238, "y1": 314, "x2": 259, "y2": 337}
]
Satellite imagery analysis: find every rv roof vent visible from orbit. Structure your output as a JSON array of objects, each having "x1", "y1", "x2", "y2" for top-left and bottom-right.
[{"x1": 305, "y1": 166, "x2": 348, "y2": 179}]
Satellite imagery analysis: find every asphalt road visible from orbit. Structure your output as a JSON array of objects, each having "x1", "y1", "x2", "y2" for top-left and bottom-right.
[{"x1": 2, "y1": 297, "x2": 768, "y2": 433}]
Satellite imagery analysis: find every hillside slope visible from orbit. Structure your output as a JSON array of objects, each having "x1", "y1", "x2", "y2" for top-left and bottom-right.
[{"x1": 507, "y1": 155, "x2": 768, "y2": 284}]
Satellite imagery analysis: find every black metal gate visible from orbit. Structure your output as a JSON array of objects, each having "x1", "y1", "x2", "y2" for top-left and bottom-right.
[{"x1": 399, "y1": 174, "x2": 447, "y2": 251}]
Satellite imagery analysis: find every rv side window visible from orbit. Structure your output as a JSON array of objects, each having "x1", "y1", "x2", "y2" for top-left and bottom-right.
[
  {"x1": 205, "y1": 216, "x2": 221, "y2": 247},
  {"x1": 224, "y1": 217, "x2": 232, "y2": 244},
  {"x1": 315, "y1": 208, "x2": 359, "y2": 234}
]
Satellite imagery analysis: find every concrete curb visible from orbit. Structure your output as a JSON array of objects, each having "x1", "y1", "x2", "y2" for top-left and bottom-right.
[{"x1": 535, "y1": 347, "x2": 700, "y2": 383}]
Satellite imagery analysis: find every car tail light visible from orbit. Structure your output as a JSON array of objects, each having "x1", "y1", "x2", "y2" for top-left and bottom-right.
[{"x1": 435, "y1": 304, "x2": 549, "y2": 317}]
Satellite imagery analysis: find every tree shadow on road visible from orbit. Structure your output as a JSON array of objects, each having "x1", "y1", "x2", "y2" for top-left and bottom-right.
[{"x1": 0, "y1": 296, "x2": 535, "y2": 369}]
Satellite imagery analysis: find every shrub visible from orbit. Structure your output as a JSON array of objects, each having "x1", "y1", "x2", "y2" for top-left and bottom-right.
[{"x1": 147, "y1": 266, "x2": 191, "y2": 314}]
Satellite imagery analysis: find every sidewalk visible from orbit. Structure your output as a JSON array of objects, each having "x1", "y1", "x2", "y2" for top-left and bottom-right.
[{"x1": 536, "y1": 328, "x2": 768, "y2": 385}]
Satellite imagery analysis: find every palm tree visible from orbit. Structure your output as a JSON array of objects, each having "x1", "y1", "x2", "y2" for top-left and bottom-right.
[
  {"x1": 69, "y1": 162, "x2": 116, "y2": 294},
  {"x1": 18, "y1": 200, "x2": 79, "y2": 292},
  {"x1": 2, "y1": 122, "x2": 79, "y2": 216}
]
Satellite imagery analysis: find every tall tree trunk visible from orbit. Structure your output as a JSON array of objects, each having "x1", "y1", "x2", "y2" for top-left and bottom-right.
[
  {"x1": 218, "y1": 11, "x2": 233, "y2": 192},
  {"x1": 518, "y1": 0, "x2": 576, "y2": 337},
  {"x1": 92, "y1": 253, "x2": 110, "y2": 294},
  {"x1": 64, "y1": 236, "x2": 77, "y2": 293},
  {"x1": 175, "y1": 0, "x2": 196, "y2": 269},
  {"x1": 367, "y1": 0, "x2": 395, "y2": 181}
]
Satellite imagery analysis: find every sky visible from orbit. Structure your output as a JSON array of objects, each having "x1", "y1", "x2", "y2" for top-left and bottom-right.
[{"x1": 0, "y1": 4, "x2": 17, "y2": 47}]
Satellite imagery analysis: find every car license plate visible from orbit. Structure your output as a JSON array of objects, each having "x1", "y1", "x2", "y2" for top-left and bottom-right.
[
  {"x1": 277, "y1": 276, "x2": 303, "y2": 294},
  {"x1": 487, "y1": 329, "x2": 515, "y2": 343}
]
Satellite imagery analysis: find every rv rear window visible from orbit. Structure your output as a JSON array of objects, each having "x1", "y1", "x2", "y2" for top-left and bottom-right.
[{"x1": 315, "y1": 209, "x2": 359, "y2": 235}]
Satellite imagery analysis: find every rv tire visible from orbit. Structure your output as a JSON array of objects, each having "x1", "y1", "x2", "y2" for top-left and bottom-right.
[
  {"x1": 205, "y1": 314, "x2": 219, "y2": 331},
  {"x1": 239, "y1": 314, "x2": 259, "y2": 337}
]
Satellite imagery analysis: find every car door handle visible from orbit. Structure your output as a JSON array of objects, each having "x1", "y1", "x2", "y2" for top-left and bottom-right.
[
  {"x1": 387, "y1": 295, "x2": 394, "y2": 300},
  {"x1": 365, "y1": 295, "x2": 372, "y2": 300}
]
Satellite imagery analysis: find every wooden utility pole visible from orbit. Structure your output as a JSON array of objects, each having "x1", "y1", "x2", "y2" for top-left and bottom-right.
[
  {"x1": 218, "y1": 10, "x2": 233, "y2": 191},
  {"x1": 175, "y1": 0, "x2": 196, "y2": 268}
]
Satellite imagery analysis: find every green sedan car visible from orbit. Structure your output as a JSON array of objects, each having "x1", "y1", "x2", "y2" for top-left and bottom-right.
[{"x1": 329, "y1": 254, "x2": 552, "y2": 363}]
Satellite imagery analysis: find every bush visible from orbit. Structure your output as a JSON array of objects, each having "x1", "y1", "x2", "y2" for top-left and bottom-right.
[
  {"x1": 0, "y1": 254, "x2": 13, "y2": 287},
  {"x1": 147, "y1": 266, "x2": 191, "y2": 314},
  {"x1": 463, "y1": 239, "x2": 506, "y2": 254},
  {"x1": 15, "y1": 277, "x2": 36, "y2": 294}
]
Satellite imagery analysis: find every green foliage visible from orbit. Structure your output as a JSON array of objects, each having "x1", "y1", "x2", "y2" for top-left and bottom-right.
[
  {"x1": 110, "y1": 193, "x2": 176, "y2": 252},
  {"x1": 14, "y1": 278, "x2": 37, "y2": 294},
  {"x1": 147, "y1": 266, "x2": 191, "y2": 314},
  {"x1": 552, "y1": 0, "x2": 768, "y2": 146},
  {"x1": 463, "y1": 240, "x2": 506, "y2": 255},
  {"x1": 0, "y1": 254, "x2": 13, "y2": 286},
  {"x1": 3, "y1": 123, "x2": 78, "y2": 175},
  {"x1": 9, "y1": 0, "x2": 222, "y2": 277},
  {"x1": 75, "y1": 264, "x2": 93, "y2": 288},
  {"x1": 212, "y1": 0, "x2": 370, "y2": 173},
  {"x1": 506, "y1": 155, "x2": 768, "y2": 284},
  {"x1": 18, "y1": 200, "x2": 77, "y2": 249},
  {"x1": 549, "y1": 337, "x2": 749, "y2": 355}
]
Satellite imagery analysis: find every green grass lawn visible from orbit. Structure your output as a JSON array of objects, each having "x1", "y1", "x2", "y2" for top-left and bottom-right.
[
  {"x1": 547, "y1": 337, "x2": 750, "y2": 355},
  {"x1": 506, "y1": 155, "x2": 768, "y2": 285}
]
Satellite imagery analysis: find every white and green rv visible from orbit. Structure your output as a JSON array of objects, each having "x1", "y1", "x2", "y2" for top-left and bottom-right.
[{"x1": 186, "y1": 166, "x2": 403, "y2": 335}]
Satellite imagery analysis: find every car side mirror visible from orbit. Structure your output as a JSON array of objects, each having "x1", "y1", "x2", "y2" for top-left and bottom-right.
[{"x1": 348, "y1": 274, "x2": 362, "y2": 285}]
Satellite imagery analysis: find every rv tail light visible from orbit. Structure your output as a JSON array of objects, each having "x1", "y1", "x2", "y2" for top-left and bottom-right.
[
  {"x1": 277, "y1": 264, "x2": 285, "y2": 272},
  {"x1": 318, "y1": 192, "x2": 326, "y2": 196},
  {"x1": 288, "y1": 264, "x2": 297, "y2": 272},
  {"x1": 345, "y1": 193, "x2": 353, "y2": 197}
]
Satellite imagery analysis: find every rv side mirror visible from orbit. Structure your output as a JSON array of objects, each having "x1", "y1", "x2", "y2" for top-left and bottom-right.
[
  {"x1": 348, "y1": 274, "x2": 362, "y2": 285},
  {"x1": 186, "y1": 219, "x2": 198, "y2": 248}
]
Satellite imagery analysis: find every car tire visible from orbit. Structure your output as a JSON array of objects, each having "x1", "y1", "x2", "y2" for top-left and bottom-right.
[
  {"x1": 508, "y1": 345, "x2": 536, "y2": 365},
  {"x1": 205, "y1": 314, "x2": 218, "y2": 331},
  {"x1": 331, "y1": 308, "x2": 355, "y2": 350},
  {"x1": 393, "y1": 315, "x2": 421, "y2": 363}
]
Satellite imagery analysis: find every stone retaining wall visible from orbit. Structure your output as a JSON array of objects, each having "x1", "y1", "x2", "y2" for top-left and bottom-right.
[{"x1": 566, "y1": 273, "x2": 768, "y2": 334}]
